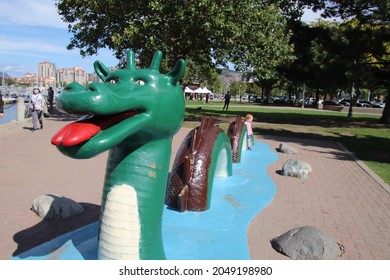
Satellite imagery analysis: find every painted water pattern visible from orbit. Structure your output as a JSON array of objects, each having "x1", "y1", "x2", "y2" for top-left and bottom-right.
[{"x1": 12, "y1": 141, "x2": 278, "y2": 260}]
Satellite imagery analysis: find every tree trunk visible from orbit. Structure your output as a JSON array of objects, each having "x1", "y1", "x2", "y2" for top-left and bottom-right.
[
  {"x1": 379, "y1": 94, "x2": 390, "y2": 124},
  {"x1": 347, "y1": 85, "x2": 362, "y2": 119},
  {"x1": 260, "y1": 85, "x2": 264, "y2": 100},
  {"x1": 315, "y1": 88, "x2": 320, "y2": 107}
]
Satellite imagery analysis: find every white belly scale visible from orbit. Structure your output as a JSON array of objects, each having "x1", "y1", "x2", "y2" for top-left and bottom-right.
[{"x1": 97, "y1": 184, "x2": 141, "y2": 260}]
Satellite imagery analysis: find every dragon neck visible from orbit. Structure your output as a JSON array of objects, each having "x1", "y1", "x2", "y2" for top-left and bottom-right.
[{"x1": 98, "y1": 137, "x2": 172, "y2": 260}]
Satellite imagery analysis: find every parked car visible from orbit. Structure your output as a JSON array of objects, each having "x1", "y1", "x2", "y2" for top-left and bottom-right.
[
  {"x1": 357, "y1": 101, "x2": 372, "y2": 107},
  {"x1": 254, "y1": 96, "x2": 263, "y2": 103},
  {"x1": 323, "y1": 100, "x2": 340, "y2": 106},
  {"x1": 370, "y1": 101, "x2": 385, "y2": 108},
  {"x1": 272, "y1": 96, "x2": 287, "y2": 104},
  {"x1": 339, "y1": 99, "x2": 350, "y2": 106},
  {"x1": 305, "y1": 97, "x2": 315, "y2": 106}
]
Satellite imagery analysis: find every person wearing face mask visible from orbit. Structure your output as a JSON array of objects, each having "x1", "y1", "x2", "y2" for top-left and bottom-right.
[{"x1": 29, "y1": 88, "x2": 45, "y2": 131}]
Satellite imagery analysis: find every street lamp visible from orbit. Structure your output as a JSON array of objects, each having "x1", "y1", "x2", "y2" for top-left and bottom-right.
[{"x1": 239, "y1": 84, "x2": 242, "y2": 102}]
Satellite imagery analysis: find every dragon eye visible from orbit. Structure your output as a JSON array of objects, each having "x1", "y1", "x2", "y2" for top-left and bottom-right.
[
  {"x1": 136, "y1": 80, "x2": 145, "y2": 86},
  {"x1": 109, "y1": 79, "x2": 116, "y2": 84}
]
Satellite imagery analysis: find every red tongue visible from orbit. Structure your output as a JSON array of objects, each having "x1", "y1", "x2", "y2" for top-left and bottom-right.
[
  {"x1": 51, "y1": 111, "x2": 138, "y2": 147},
  {"x1": 51, "y1": 121, "x2": 101, "y2": 146}
]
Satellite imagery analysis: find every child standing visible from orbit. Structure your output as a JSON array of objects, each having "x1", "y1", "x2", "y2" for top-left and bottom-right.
[{"x1": 245, "y1": 114, "x2": 254, "y2": 150}]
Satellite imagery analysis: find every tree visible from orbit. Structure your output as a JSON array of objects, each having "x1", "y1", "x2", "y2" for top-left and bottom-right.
[
  {"x1": 55, "y1": 0, "x2": 293, "y2": 82},
  {"x1": 277, "y1": 21, "x2": 319, "y2": 102},
  {"x1": 301, "y1": 0, "x2": 390, "y2": 122},
  {"x1": 181, "y1": 58, "x2": 223, "y2": 94},
  {"x1": 229, "y1": 81, "x2": 247, "y2": 100},
  {"x1": 204, "y1": 69, "x2": 224, "y2": 95},
  {"x1": 301, "y1": 0, "x2": 389, "y2": 23}
]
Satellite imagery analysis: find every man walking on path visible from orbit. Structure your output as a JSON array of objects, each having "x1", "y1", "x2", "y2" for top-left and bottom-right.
[
  {"x1": 48, "y1": 87, "x2": 54, "y2": 113},
  {"x1": 222, "y1": 91, "x2": 231, "y2": 110}
]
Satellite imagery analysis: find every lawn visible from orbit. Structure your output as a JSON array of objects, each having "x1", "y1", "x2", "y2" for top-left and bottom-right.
[{"x1": 183, "y1": 100, "x2": 390, "y2": 185}]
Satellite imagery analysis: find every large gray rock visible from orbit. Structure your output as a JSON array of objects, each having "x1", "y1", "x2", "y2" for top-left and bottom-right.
[
  {"x1": 31, "y1": 194, "x2": 84, "y2": 220},
  {"x1": 271, "y1": 226, "x2": 342, "y2": 260},
  {"x1": 277, "y1": 143, "x2": 298, "y2": 154},
  {"x1": 281, "y1": 159, "x2": 312, "y2": 178}
]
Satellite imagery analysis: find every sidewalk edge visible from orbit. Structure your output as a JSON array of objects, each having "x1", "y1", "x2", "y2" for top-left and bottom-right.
[{"x1": 337, "y1": 141, "x2": 390, "y2": 194}]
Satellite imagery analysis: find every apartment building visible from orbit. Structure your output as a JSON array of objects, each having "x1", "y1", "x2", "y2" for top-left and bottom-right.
[
  {"x1": 12, "y1": 61, "x2": 111, "y2": 87},
  {"x1": 56, "y1": 66, "x2": 88, "y2": 86},
  {"x1": 38, "y1": 61, "x2": 56, "y2": 87}
]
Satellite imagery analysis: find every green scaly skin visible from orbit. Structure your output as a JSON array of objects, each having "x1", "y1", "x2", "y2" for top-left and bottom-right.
[{"x1": 52, "y1": 50, "x2": 185, "y2": 259}]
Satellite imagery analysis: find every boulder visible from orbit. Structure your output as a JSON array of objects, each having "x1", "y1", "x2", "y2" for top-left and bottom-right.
[
  {"x1": 31, "y1": 194, "x2": 84, "y2": 220},
  {"x1": 277, "y1": 143, "x2": 298, "y2": 154},
  {"x1": 281, "y1": 159, "x2": 312, "y2": 178},
  {"x1": 270, "y1": 226, "x2": 342, "y2": 260}
]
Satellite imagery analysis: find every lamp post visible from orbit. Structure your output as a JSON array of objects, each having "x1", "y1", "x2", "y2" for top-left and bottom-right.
[{"x1": 239, "y1": 84, "x2": 242, "y2": 102}]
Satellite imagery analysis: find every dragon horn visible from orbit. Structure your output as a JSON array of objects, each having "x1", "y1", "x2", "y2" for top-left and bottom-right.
[
  {"x1": 150, "y1": 50, "x2": 163, "y2": 71},
  {"x1": 94, "y1": 60, "x2": 110, "y2": 80},
  {"x1": 167, "y1": 59, "x2": 186, "y2": 85},
  {"x1": 127, "y1": 49, "x2": 136, "y2": 71}
]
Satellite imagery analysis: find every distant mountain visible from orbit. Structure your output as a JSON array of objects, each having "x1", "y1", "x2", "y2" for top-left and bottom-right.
[{"x1": 219, "y1": 68, "x2": 243, "y2": 84}]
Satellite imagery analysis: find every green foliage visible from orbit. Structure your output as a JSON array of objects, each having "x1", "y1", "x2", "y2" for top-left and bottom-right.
[
  {"x1": 229, "y1": 81, "x2": 247, "y2": 97},
  {"x1": 54, "y1": 0, "x2": 389, "y2": 122},
  {"x1": 55, "y1": 0, "x2": 293, "y2": 81},
  {"x1": 277, "y1": 0, "x2": 389, "y2": 121},
  {"x1": 301, "y1": 0, "x2": 389, "y2": 23}
]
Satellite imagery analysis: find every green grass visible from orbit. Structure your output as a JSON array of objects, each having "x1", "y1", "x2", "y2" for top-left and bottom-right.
[{"x1": 183, "y1": 100, "x2": 390, "y2": 185}]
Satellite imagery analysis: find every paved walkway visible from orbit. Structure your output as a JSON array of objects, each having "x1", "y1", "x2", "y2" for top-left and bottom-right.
[
  {"x1": 250, "y1": 135, "x2": 390, "y2": 259},
  {"x1": 0, "y1": 113, "x2": 389, "y2": 260}
]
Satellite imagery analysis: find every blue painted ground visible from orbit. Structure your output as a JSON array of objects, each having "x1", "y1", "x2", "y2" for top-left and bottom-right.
[{"x1": 12, "y1": 141, "x2": 278, "y2": 260}]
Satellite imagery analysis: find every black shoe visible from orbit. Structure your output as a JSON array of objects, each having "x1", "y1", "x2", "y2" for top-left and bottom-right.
[{"x1": 40, "y1": 125, "x2": 43, "y2": 129}]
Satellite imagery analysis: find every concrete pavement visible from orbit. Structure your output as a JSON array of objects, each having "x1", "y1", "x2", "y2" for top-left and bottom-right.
[
  {"x1": 249, "y1": 135, "x2": 390, "y2": 259},
  {"x1": 0, "y1": 112, "x2": 389, "y2": 260}
]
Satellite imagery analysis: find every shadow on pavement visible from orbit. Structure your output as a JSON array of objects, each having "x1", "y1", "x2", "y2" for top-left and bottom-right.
[{"x1": 12, "y1": 203, "x2": 100, "y2": 258}]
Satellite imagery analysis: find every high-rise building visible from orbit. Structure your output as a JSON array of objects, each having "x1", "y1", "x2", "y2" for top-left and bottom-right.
[
  {"x1": 74, "y1": 66, "x2": 88, "y2": 85},
  {"x1": 38, "y1": 61, "x2": 56, "y2": 87},
  {"x1": 56, "y1": 66, "x2": 88, "y2": 86}
]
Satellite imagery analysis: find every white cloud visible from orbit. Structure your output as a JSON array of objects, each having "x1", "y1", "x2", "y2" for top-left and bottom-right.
[
  {"x1": 0, "y1": 0, "x2": 119, "y2": 78},
  {"x1": 0, "y1": 63, "x2": 34, "y2": 75},
  {"x1": 0, "y1": 36, "x2": 68, "y2": 54},
  {"x1": 0, "y1": 0, "x2": 67, "y2": 28}
]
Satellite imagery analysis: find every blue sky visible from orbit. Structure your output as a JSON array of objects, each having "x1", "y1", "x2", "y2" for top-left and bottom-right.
[
  {"x1": 0, "y1": 0, "x2": 119, "y2": 77},
  {"x1": 0, "y1": 0, "x2": 321, "y2": 77}
]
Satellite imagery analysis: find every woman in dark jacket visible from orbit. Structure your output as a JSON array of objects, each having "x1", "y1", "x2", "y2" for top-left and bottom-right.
[{"x1": 0, "y1": 90, "x2": 4, "y2": 118}]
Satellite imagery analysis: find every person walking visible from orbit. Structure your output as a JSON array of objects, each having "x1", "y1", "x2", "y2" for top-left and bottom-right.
[
  {"x1": 0, "y1": 90, "x2": 4, "y2": 118},
  {"x1": 222, "y1": 92, "x2": 231, "y2": 110},
  {"x1": 29, "y1": 88, "x2": 45, "y2": 131},
  {"x1": 48, "y1": 86, "x2": 54, "y2": 113}
]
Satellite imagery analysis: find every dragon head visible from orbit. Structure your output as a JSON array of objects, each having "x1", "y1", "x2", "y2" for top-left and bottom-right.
[{"x1": 51, "y1": 50, "x2": 186, "y2": 159}]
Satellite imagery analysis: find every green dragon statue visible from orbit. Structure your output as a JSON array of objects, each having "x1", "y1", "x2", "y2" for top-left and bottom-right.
[
  {"x1": 51, "y1": 50, "x2": 185, "y2": 260},
  {"x1": 51, "y1": 49, "x2": 245, "y2": 260},
  {"x1": 166, "y1": 115, "x2": 233, "y2": 212}
]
